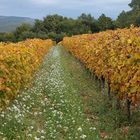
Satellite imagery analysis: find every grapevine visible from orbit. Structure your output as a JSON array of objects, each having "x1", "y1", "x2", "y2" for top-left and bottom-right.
[
  {"x1": 62, "y1": 27, "x2": 140, "y2": 108},
  {"x1": 0, "y1": 39, "x2": 53, "y2": 108}
]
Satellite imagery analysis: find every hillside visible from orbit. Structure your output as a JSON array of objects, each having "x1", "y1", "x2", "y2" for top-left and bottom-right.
[{"x1": 0, "y1": 16, "x2": 34, "y2": 32}]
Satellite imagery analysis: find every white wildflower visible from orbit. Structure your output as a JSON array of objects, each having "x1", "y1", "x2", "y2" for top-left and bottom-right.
[
  {"x1": 90, "y1": 127, "x2": 96, "y2": 131},
  {"x1": 34, "y1": 136, "x2": 40, "y2": 140},
  {"x1": 77, "y1": 127, "x2": 82, "y2": 132},
  {"x1": 80, "y1": 134, "x2": 87, "y2": 139}
]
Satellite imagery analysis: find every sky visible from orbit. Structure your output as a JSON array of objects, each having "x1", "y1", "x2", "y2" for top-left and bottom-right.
[{"x1": 0, "y1": 0, "x2": 131, "y2": 19}]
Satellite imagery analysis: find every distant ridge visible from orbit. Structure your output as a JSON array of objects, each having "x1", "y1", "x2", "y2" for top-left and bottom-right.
[{"x1": 0, "y1": 16, "x2": 34, "y2": 33}]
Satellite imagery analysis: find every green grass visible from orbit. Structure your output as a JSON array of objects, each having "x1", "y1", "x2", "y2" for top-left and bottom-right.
[{"x1": 0, "y1": 46, "x2": 140, "y2": 140}]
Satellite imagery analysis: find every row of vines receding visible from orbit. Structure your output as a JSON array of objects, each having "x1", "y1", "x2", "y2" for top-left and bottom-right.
[
  {"x1": 62, "y1": 27, "x2": 140, "y2": 120},
  {"x1": 0, "y1": 39, "x2": 53, "y2": 109}
]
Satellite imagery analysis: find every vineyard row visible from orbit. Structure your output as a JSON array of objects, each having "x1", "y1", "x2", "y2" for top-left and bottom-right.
[
  {"x1": 0, "y1": 39, "x2": 53, "y2": 109},
  {"x1": 62, "y1": 27, "x2": 140, "y2": 118}
]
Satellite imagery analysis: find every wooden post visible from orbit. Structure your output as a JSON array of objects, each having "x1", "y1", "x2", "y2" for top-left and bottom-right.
[
  {"x1": 107, "y1": 82, "x2": 111, "y2": 100},
  {"x1": 95, "y1": 75, "x2": 98, "y2": 81}
]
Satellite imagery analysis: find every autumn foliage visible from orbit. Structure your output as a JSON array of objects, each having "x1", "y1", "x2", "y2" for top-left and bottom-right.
[
  {"x1": 62, "y1": 27, "x2": 140, "y2": 106},
  {"x1": 0, "y1": 39, "x2": 53, "y2": 108}
]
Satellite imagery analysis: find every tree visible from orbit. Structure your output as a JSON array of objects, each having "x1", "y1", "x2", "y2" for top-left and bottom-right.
[
  {"x1": 19, "y1": 31, "x2": 35, "y2": 40},
  {"x1": 14, "y1": 23, "x2": 33, "y2": 41},
  {"x1": 33, "y1": 19, "x2": 44, "y2": 33},
  {"x1": 43, "y1": 14, "x2": 64, "y2": 33},
  {"x1": 130, "y1": 8, "x2": 140, "y2": 26},
  {"x1": 58, "y1": 18, "x2": 76, "y2": 35},
  {"x1": 0, "y1": 33, "x2": 15, "y2": 42},
  {"x1": 77, "y1": 13, "x2": 99, "y2": 33},
  {"x1": 36, "y1": 31, "x2": 48, "y2": 39},
  {"x1": 116, "y1": 11, "x2": 130, "y2": 28},
  {"x1": 129, "y1": 0, "x2": 140, "y2": 9},
  {"x1": 135, "y1": 12, "x2": 140, "y2": 25},
  {"x1": 97, "y1": 14, "x2": 115, "y2": 31},
  {"x1": 116, "y1": 0, "x2": 140, "y2": 28}
]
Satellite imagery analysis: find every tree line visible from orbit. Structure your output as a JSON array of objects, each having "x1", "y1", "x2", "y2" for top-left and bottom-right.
[{"x1": 0, "y1": 0, "x2": 140, "y2": 43}]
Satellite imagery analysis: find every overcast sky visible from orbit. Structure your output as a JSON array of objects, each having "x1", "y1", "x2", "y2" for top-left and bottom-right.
[{"x1": 0, "y1": 0, "x2": 131, "y2": 19}]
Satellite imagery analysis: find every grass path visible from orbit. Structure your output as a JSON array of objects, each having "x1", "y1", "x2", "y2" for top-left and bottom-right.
[{"x1": 0, "y1": 46, "x2": 99, "y2": 140}]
